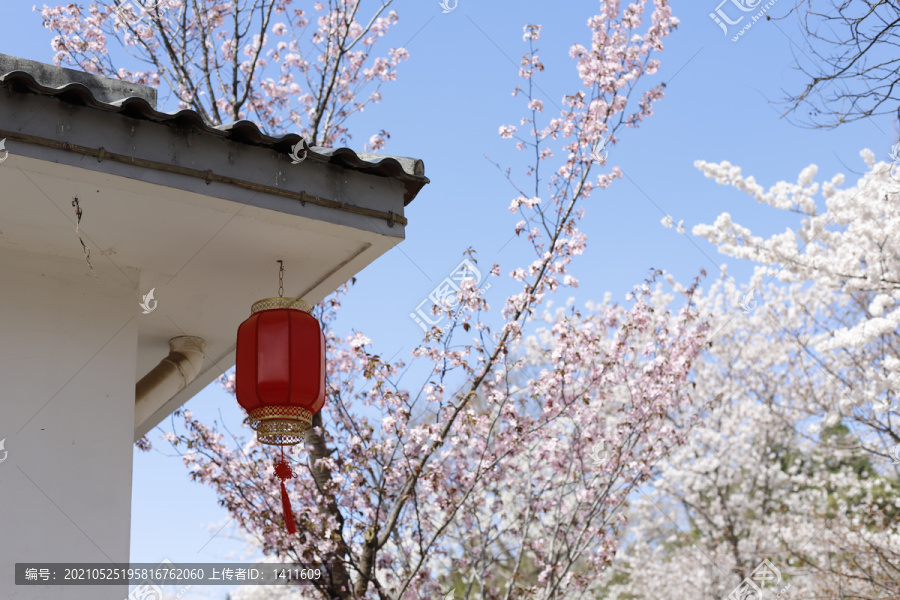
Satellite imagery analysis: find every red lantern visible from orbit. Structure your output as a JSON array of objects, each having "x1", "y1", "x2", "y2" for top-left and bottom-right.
[{"x1": 236, "y1": 294, "x2": 325, "y2": 535}]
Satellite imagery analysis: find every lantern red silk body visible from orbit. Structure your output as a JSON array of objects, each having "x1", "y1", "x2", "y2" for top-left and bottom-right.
[{"x1": 235, "y1": 297, "x2": 326, "y2": 534}]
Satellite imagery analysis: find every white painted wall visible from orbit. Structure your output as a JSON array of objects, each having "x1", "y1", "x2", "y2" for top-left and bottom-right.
[{"x1": 0, "y1": 246, "x2": 138, "y2": 599}]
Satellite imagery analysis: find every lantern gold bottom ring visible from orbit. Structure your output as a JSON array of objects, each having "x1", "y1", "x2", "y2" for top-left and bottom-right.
[{"x1": 247, "y1": 406, "x2": 313, "y2": 445}]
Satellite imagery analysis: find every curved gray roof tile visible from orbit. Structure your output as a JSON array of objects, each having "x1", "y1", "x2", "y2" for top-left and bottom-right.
[{"x1": 0, "y1": 69, "x2": 428, "y2": 204}]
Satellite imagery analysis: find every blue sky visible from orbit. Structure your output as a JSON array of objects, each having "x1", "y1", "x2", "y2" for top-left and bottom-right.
[{"x1": 1, "y1": 1, "x2": 893, "y2": 598}]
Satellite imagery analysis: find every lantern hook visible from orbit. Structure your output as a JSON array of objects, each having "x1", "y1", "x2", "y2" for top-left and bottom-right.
[{"x1": 277, "y1": 260, "x2": 285, "y2": 297}]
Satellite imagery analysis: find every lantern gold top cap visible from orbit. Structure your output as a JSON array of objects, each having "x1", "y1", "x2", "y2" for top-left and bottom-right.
[{"x1": 250, "y1": 297, "x2": 313, "y2": 314}]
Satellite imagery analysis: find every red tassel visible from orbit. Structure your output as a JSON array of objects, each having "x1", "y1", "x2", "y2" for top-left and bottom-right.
[
  {"x1": 274, "y1": 448, "x2": 297, "y2": 535},
  {"x1": 279, "y1": 480, "x2": 297, "y2": 535}
]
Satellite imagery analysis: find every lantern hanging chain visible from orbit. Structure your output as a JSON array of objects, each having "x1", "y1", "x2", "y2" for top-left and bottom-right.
[{"x1": 277, "y1": 260, "x2": 284, "y2": 297}]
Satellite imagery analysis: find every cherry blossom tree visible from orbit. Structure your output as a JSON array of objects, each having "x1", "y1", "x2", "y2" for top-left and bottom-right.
[
  {"x1": 38, "y1": 1, "x2": 720, "y2": 597},
  {"x1": 38, "y1": 0, "x2": 407, "y2": 148},
  {"x1": 693, "y1": 149, "x2": 900, "y2": 454},
  {"x1": 42, "y1": 1, "x2": 718, "y2": 598},
  {"x1": 207, "y1": 4, "x2": 699, "y2": 596},
  {"x1": 605, "y1": 151, "x2": 900, "y2": 599}
]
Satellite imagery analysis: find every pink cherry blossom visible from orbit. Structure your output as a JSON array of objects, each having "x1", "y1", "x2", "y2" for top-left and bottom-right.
[
  {"x1": 39, "y1": 0, "x2": 405, "y2": 147},
  {"x1": 100, "y1": 2, "x2": 702, "y2": 598}
]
